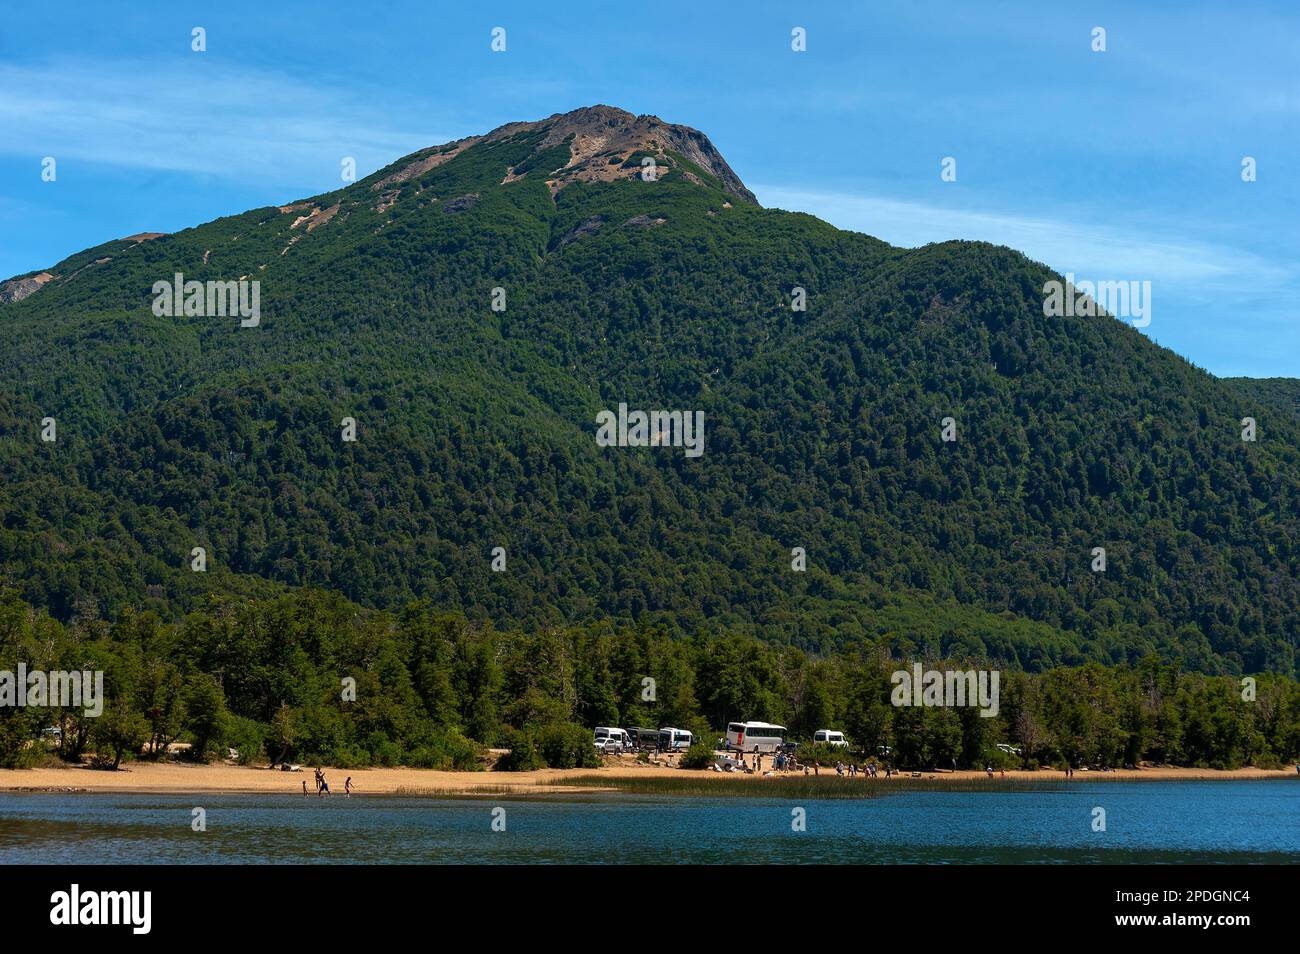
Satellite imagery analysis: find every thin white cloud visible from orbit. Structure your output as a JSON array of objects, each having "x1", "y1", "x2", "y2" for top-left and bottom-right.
[
  {"x1": 754, "y1": 184, "x2": 1295, "y2": 294},
  {"x1": 0, "y1": 58, "x2": 455, "y2": 187}
]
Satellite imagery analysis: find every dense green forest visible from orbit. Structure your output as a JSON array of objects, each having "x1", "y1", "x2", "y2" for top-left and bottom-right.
[
  {"x1": 1, "y1": 106, "x2": 1298, "y2": 686},
  {"x1": 2, "y1": 587, "x2": 1297, "y2": 772},
  {"x1": 1225, "y1": 377, "x2": 1300, "y2": 422}
]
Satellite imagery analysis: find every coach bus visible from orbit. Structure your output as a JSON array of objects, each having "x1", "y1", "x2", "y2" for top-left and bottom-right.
[
  {"x1": 658, "y1": 727, "x2": 694, "y2": 751},
  {"x1": 726, "y1": 721, "x2": 787, "y2": 753}
]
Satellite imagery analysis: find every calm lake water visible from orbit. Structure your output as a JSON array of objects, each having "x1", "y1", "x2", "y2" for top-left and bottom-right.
[{"x1": 1, "y1": 781, "x2": 1296, "y2": 864}]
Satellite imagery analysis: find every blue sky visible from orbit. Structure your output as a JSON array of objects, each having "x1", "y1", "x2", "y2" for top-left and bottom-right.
[{"x1": 2, "y1": 0, "x2": 1296, "y2": 376}]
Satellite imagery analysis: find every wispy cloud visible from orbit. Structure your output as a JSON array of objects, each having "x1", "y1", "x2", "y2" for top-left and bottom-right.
[
  {"x1": 0, "y1": 58, "x2": 454, "y2": 186},
  {"x1": 754, "y1": 185, "x2": 1296, "y2": 295}
]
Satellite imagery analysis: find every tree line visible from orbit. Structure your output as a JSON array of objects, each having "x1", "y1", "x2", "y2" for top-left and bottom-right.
[{"x1": 2, "y1": 586, "x2": 1297, "y2": 773}]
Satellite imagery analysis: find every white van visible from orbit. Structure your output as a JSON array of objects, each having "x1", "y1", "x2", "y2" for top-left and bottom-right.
[
  {"x1": 658, "y1": 727, "x2": 694, "y2": 751},
  {"x1": 594, "y1": 727, "x2": 631, "y2": 751},
  {"x1": 813, "y1": 729, "x2": 849, "y2": 748}
]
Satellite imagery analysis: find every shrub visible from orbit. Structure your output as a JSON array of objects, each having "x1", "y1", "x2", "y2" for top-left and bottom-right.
[
  {"x1": 495, "y1": 723, "x2": 599, "y2": 771},
  {"x1": 679, "y1": 742, "x2": 716, "y2": 770},
  {"x1": 535, "y1": 722, "x2": 601, "y2": 769},
  {"x1": 1254, "y1": 751, "x2": 1284, "y2": 770},
  {"x1": 495, "y1": 729, "x2": 545, "y2": 772},
  {"x1": 407, "y1": 731, "x2": 483, "y2": 770},
  {"x1": 983, "y1": 746, "x2": 1019, "y2": 770},
  {"x1": 370, "y1": 738, "x2": 403, "y2": 767},
  {"x1": 796, "y1": 742, "x2": 852, "y2": 767},
  {"x1": 222, "y1": 715, "x2": 267, "y2": 765},
  {"x1": 0, "y1": 711, "x2": 41, "y2": 768},
  {"x1": 325, "y1": 743, "x2": 372, "y2": 768}
]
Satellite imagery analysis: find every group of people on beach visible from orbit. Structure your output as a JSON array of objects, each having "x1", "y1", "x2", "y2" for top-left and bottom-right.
[
  {"x1": 728, "y1": 751, "x2": 906, "y2": 778},
  {"x1": 301, "y1": 768, "x2": 353, "y2": 797},
  {"x1": 834, "y1": 761, "x2": 886, "y2": 778},
  {"x1": 728, "y1": 751, "x2": 807, "y2": 774}
]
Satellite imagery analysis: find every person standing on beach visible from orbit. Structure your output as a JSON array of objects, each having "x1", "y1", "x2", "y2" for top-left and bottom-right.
[
  {"x1": 302, "y1": 780, "x2": 308, "y2": 796},
  {"x1": 345, "y1": 776, "x2": 353, "y2": 797}
]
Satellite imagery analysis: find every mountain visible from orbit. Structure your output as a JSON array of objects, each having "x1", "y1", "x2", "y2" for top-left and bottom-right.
[
  {"x1": 2, "y1": 105, "x2": 1298, "y2": 676},
  {"x1": 1224, "y1": 377, "x2": 1300, "y2": 422}
]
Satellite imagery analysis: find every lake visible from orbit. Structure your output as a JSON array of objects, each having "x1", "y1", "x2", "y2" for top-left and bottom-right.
[{"x1": 1, "y1": 781, "x2": 1296, "y2": 864}]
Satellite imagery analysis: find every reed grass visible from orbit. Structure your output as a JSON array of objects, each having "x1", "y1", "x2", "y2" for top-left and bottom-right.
[
  {"x1": 392, "y1": 784, "x2": 528, "y2": 798},
  {"x1": 542, "y1": 773, "x2": 1071, "y2": 799}
]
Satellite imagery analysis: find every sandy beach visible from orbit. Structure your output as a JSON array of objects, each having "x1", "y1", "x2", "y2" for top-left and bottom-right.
[{"x1": 1, "y1": 759, "x2": 1293, "y2": 797}]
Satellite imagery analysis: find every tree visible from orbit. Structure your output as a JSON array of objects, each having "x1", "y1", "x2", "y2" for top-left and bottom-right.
[
  {"x1": 1014, "y1": 708, "x2": 1044, "y2": 769},
  {"x1": 182, "y1": 674, "x2": 228, "y2": 762},
  {"x1": 270, "y1": 703, "x2": 297, "y2": 766},
  {"x1": 91, "y1": 705, "x2": 148, "y2": 770},
  {"x1": 139, "y1": 659, "x2": 184, "y2": 757}
]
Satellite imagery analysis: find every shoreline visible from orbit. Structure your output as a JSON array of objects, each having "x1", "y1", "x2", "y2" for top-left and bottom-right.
[{"x1": 1, "y1": 760, "x2": 1294, "y2": 797}]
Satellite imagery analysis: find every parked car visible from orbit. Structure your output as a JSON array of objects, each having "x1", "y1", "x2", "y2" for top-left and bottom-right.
[
  {"x1": 594, "y1": 726, "x2": 631, "y2": 751},
  {"x1": 593, "y1": 737, "x2": 624, "y2": 754}
]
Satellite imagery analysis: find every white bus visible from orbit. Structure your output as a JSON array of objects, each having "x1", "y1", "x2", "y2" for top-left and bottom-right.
[
  {"x1": 726, "y1": 721, "x2": 787, "y2": 753},
  {"x1": 658, "y1": 727, "x2": 694, "y2": 751}
]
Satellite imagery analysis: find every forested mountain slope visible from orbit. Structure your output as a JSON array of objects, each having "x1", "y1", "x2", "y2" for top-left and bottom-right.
[
  {"x1": 1225, "y1": 377, "x2": 1300, "y2": 422},
  {"x1": 3, "y1": 106, "x2": 1298, "y2": 676}
]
